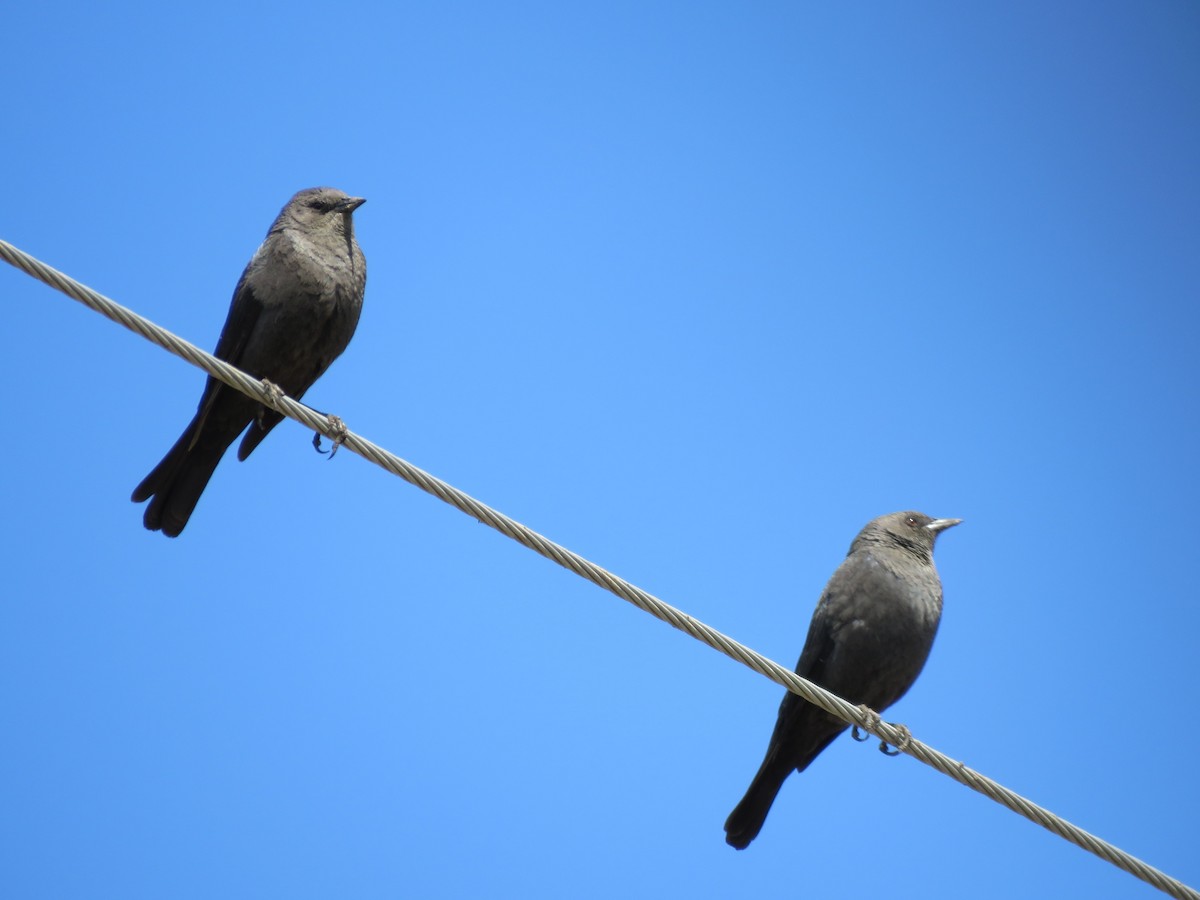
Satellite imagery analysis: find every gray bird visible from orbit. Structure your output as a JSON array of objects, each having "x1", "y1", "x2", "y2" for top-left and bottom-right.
[
  {"x1": 132, "y1": 187, "x2": 367, "y2": 537},
  {"x1": 724, "y1": 511, "x2": 960, "y2": 849}
]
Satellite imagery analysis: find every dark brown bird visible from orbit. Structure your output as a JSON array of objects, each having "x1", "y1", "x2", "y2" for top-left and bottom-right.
[
  {"x1": 724, "y1": 511, "x2": 960, "y2": 849},
  {"x1": 132, "y1": 187, "x2": 367, "y2": 537}
]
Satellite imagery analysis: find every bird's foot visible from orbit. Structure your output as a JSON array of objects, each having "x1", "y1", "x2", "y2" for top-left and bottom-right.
[
  {"x1": 852, "y1": 705, "x2": 882, "y2": 742},
  {"x1": 879, "y1": 723, "x2": 912, "y2": 756},
  {"x1": 313, "y1": 414, "x2": 349, "y2": 458},
  {"x1": 258, "y1": 380, "x2": 286, "y2": 429}
]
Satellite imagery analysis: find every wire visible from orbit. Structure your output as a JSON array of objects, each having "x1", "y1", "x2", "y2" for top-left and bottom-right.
[{"x1": 3, "y1": 237, "x2": 1196, "y2": 900}]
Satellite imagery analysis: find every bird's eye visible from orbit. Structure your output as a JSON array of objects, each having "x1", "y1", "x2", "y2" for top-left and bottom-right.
[{"x1": 906, "y1": 516, "x2": 919, "y2": 527}]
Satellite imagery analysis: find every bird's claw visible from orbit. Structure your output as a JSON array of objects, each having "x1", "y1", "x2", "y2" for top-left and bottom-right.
[{"x1": 314, "y1": 414, "x2": 349, "y2": 458}]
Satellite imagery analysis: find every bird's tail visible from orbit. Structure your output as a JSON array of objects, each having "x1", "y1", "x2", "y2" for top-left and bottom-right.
[
  {"x1": 132, "y1": 416, "x2": 234, "y2": 537},
  {"x1": 723, "y1": 756, "x2": 792, "y2": 850}
]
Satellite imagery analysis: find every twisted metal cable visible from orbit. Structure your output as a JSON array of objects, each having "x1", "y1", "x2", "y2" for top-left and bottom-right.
[{"x1": 3, "y1": 237, "x2": 1196, "y2": 900}]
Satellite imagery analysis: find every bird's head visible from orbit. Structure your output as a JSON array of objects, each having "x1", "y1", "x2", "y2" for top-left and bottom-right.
[
  {"x1": 855, "y1": 511, "x2": 962, "y2": 560},
  {"x1": 280, "y1": 187, "x2": 366, "y2": 237}
]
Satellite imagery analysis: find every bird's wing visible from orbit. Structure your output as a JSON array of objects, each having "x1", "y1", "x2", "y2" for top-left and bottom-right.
[
  {"x1": 211, "y1": 269, "x2": 263, "y2": 366},
  {"x1": 793, "y1": 589, "x2": 837, "y2": 683},
  {"x1": 190, "y1": 269, "x2": 265, "y2": 434},
  {"x1": 757, "y1": 588, "x2": 844, "y2": 772},
  {"x1": 787, "y1": 555, "x2": 872, "y2": 698}
]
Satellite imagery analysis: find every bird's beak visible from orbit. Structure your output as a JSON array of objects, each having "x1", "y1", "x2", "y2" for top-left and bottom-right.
[
  {"x1": 340, "y1": 197, "x2": 366, "y2": 214},
  {"x1": 925, "y1": 517, "x2": 962, "y2": 533}
]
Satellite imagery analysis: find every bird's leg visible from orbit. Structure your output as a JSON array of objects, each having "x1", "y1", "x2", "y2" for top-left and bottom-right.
[{"x1": 313, "y1": 414, "x2": 349, "y2": 458}]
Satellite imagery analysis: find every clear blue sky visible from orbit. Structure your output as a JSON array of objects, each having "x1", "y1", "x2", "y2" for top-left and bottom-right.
[{"x1": 3, "y1": 3, "x2": 1198, "y2": 898}]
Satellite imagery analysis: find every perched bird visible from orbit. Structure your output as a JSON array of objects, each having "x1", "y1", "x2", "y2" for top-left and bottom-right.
[
  {"x1": 724, "y1": 511, "x2": 960, "y2": 849},
  {"x1": 132, "y1": 187, "x2": 367, "y2": 537}
]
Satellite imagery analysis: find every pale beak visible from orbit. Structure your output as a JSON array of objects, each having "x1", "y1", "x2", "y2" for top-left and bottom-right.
[{"x1": 925, "y1": 517, "x2": 962, "y2": 533}]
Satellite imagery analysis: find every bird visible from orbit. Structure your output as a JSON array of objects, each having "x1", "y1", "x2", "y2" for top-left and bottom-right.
[
  {"x1": 131, "y1": 187, "x2": 367, "y2": 537},
  {"x1": 724, "y1": 511, "x2": 960, "y2": 849}
]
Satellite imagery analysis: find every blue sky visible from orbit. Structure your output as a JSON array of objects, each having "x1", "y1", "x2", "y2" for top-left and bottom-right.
[{"x1": 3, "y1": 3, "x2": 1198, "y2": 898}]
